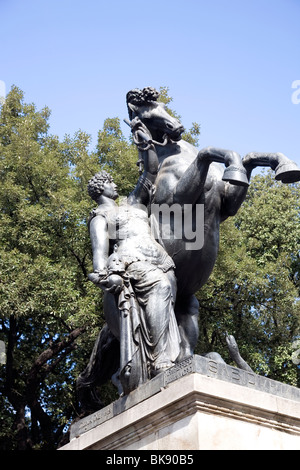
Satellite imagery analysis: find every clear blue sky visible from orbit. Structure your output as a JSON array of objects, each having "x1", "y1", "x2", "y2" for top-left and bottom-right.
[{"x1": 1, "y1": 0, "x2": 300, "y2": 168}]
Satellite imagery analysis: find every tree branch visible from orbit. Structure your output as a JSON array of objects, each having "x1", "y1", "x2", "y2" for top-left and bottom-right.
[{"x1": 26, "y1": 326, "x2": 86, "y2": 389}]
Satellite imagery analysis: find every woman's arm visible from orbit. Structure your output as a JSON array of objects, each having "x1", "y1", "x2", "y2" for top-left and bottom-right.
[
  {"x1": 89, "y1": 215, "x2": 109, "y2": 274},
  {"x1": 88, "y1": 214, "x2": 123, "y2": 294}
]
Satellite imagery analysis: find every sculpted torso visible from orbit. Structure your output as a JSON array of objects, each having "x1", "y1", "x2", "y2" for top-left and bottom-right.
[{"x1": 109, "y1": 204, "x2": 172, "y2": 267}]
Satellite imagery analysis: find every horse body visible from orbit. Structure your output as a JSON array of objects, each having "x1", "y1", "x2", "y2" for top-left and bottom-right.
[
  {"x1": 154, "y1": 140, "x2": 230, "y2": 296},
  {"x1": 126, "y1": 87, "x2": 300, "y2": 358}
]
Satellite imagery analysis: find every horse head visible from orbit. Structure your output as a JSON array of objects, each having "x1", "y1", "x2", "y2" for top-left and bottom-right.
[{"x1": 126, "y1": 87, "x2": 185, "y2": 143}]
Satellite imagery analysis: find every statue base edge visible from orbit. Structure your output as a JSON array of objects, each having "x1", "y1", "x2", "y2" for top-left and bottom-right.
[{"x1": 59, "y1": 355, "x2": 300, "y2": 450}]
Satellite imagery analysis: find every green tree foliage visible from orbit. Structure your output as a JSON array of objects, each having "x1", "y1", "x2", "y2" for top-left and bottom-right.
[
  {"x1": 97, "y1": 117, "x2": 139, "y2": 196},
  {"x1": 0, "y1": 87, "x2": 102, "y2": 449},
  {"x1": 0, "y1": 86, "x2": 299, "y2": 450}
]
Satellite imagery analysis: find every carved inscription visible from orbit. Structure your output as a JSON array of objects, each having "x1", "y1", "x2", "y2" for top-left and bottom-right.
[
  {"x1": 207, "y1": 360, "x2": 242, "y2": 383},
  {"x1": 165, "y1": 356, "x2": 194, "y2": 384},
  {"x1": 195, "y1": 356, "x2": 300, "y2": 401},
  {"x1": 70, "y1": 405, "x2": 113, "y2": 439},
  {"x1": 71, "y1": 354, "x2": 300, "y2": 439},
  {"x1": 165, "y1": 355, "x2": 300, "y2": 402}
]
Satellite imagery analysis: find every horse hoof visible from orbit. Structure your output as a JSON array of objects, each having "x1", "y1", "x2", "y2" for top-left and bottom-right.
[
  {"x1": 222, "y1": 165, "x2": 249, "y2": 187},
  {"x1": 275, "y1": 162, "x2": 300, "y2": 183}
]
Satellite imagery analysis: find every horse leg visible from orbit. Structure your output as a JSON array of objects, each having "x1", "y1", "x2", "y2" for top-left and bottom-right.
[
  {"x1": 173, "y1": 146, "x2": 248, "y2": 206},
  {"x1": 214, "y1": 148, "x2": 249, "y2": 187},
  {"x1": 175, "y1": 294, "x2": 199, "y2": 360},
  {"x1": 197, "y1": 147, "x2": 249, "y2": 186},
  {"x1": 243, "y1": 152, "x2": 300, "y2": 183}
]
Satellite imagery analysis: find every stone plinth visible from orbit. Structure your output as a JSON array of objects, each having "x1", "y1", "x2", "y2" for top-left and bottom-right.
[{"x1": 60, "y1": 355, "x2": 300, "y2": 450}]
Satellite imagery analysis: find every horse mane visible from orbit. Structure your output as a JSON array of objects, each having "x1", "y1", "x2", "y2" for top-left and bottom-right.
[{"x1": 126, "y1": 87, "x2": 160, "y2": 119}]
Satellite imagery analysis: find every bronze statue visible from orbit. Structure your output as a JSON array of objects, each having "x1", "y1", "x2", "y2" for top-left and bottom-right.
[{"x1": 76, "y1": 87, "x2": 300, "y2": 414}]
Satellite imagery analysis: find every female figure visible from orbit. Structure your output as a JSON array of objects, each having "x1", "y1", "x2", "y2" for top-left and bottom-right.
[{"x1": 87, "y1": 122, "x2": 181, "y2": 394}]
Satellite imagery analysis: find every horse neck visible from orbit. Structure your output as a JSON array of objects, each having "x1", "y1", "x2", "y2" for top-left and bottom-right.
[
  {"x1": 155, "y1": 141, "x2": 179, "y2": 159},
  {"x1": 155, "y1": 139, "x2": 193, "y2": 161},
  {"x1": 147, "y1": 126, "x2": 164, "y2": 144}
]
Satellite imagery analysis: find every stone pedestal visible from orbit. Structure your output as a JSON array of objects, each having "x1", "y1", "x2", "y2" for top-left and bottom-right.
[{"x1": 60, "y1": 355, "x2": 300, "y2": 450}]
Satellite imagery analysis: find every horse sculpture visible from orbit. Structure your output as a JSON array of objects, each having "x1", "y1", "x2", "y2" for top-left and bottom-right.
[
  {"x1": 76, "y1": 87, "x2": 300, "y2": 413},
  {"x1": 125, "y1": 86, "x2": 300, "y2": 359}
]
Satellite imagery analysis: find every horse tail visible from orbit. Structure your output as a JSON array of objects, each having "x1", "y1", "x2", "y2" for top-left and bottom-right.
[{"x1": 225, "y1": 333, "x2": 254, "y2": 372}]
